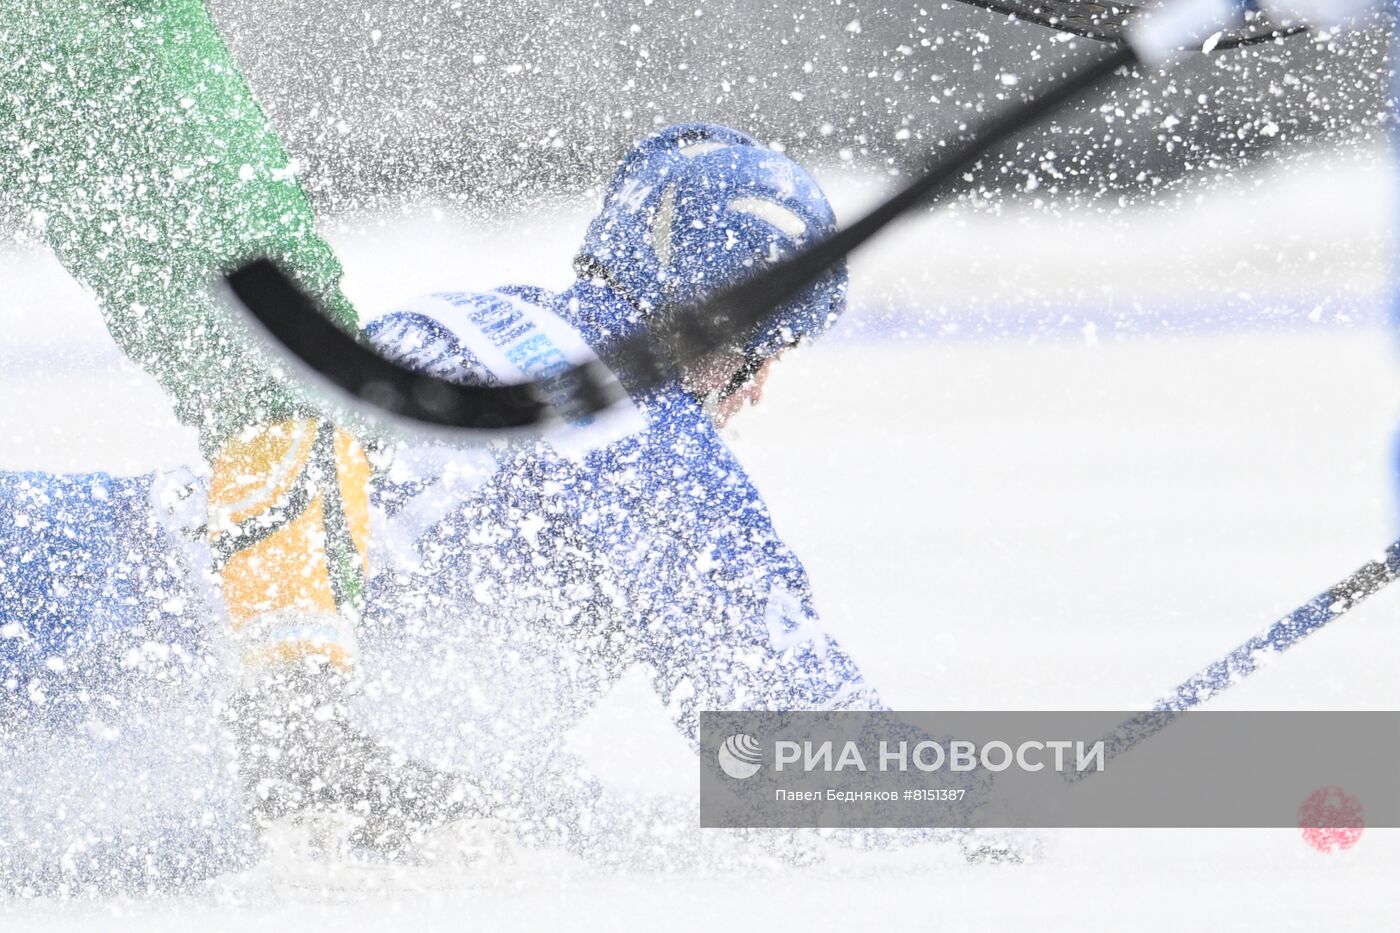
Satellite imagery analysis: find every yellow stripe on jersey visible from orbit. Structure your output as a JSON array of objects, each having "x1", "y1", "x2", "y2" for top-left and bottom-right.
[{"x1": 208, "y1": 419, "x2": 371, "y2": 671}]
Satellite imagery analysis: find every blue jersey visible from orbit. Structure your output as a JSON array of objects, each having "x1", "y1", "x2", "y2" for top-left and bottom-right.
[{"x1": 0, "y1": 279, "x2": 901, "y2": 886}]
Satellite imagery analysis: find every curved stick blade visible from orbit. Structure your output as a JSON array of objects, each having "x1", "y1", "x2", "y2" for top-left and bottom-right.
[{"x1": 225, "y1": 258, "x2": 627, "y2": 431}]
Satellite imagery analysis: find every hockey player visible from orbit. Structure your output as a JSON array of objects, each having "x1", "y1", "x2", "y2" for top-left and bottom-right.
[
  {"x1": 0, "y1": 0, "x2": 481, "y2": 861},
  {"x1": 2, "y1": 122, "x2": 988, "y2": 880},
  {"x1": 244, "y1": 121, "x2": 911, "y2": 859},
  {"x1": 349, "y1": 121, "x2": 999, "y2": 864}
]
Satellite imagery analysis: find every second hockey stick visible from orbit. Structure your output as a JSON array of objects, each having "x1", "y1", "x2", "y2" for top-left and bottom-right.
[{"x1": 1069, "y1": 538, "x2": 1400, "y2": 780}]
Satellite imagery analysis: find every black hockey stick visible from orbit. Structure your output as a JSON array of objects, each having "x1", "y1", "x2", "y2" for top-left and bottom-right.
[
  {"x1": 226, "y1": 46, "x2": 1135, "y2": 431},
  {"x1": 225, "y1": 0, "x2": 1302, "y2": 432},
  {"x1": 225, "y1": 260, "x2": 623, "y2": 430},
  {"x1": 953, "y1": 0, "x2": 1303, "y2": 48}
]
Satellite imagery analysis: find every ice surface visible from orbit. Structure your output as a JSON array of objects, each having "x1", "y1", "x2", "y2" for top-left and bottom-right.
[{"x1": 2, "y1": 156, "x2": 1398, "y2": 929}]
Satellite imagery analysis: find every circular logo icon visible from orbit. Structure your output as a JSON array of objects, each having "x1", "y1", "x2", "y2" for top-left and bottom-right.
[
  {"x1": 1299, "y1": 785, "x2": 1365, "y2": 853},
  {"x1": 717, "y1": 733, "x2": 763, "y2": 780}
]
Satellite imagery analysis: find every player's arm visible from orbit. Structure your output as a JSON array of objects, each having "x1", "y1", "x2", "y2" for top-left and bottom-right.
[{"x1": 584, "y1": 396, "x2": 882, "y2": 741}]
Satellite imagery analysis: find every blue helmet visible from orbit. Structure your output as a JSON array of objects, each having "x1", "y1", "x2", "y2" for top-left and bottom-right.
[{"x1": 575, "y1": 123, "x2": 847, "y2": 359}]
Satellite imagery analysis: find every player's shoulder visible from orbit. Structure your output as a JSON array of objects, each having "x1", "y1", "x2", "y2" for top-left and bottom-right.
[
  {"x1": 364, "y1": 285, "x2": 651, "y2": 452},
  {"x1": 362, "y1": 285, "x2": 563, "y2": 388}
]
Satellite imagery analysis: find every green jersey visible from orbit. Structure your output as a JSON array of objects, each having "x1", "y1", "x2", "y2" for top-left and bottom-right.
[{"x1": 0, "y1": 0, "x2": 357, "y2": 452}]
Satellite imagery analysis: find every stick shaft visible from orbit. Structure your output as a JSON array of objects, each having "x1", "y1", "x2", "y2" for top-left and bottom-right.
[{"x1": 1076, "y1": 540, "x2": 1400, "y2": 777}]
